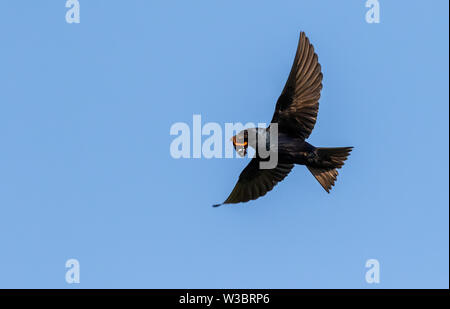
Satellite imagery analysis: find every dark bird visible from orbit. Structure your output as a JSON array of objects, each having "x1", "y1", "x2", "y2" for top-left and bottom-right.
[{"x1": 214, "y1": 32, "x2": 353, "y2": 207}]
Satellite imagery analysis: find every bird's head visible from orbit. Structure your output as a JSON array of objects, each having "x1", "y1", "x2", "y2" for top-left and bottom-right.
[
  {"x1": 231, "y1": 128, "x2": 264, "y2": 157},
  {"x1": 231, "y1": 130, "x2": 249, "y2": 157}
]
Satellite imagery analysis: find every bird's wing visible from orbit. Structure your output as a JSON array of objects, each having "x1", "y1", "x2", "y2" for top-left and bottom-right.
[
  {"x1": 271, "y1": 32, "x2": 323, "y2": 139},
  {"x1": 213, "y1": 159, "x2": 294, "y2": 206}
]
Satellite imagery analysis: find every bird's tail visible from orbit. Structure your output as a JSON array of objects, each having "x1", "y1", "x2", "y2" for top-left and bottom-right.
[{"x1": 307, "y1": 147, "x2": 353, "y2": 193}]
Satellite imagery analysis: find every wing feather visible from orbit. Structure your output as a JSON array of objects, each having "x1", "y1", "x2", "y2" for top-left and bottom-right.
[
  {"x1": 214, "y1": 159, "x2": 294, "y2": 206},
  {"x1": 271, "y1": 32, "x2": 323, "y2": 140}
]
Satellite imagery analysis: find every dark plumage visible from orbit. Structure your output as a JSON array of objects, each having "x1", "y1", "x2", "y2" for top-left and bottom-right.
[{"x1": 214, "y1": 32, "x2": 353, "y2": 207}]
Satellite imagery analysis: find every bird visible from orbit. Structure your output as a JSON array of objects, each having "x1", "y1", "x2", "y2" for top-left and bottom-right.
[{"x1": 213, "y1": 32, "x2": 353, "y2": 207}]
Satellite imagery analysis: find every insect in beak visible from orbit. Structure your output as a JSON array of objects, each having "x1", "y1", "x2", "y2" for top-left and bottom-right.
[
  {"x1": 232, "y1": 136, "x2": 248, "y2": 157},
  {"x1": 236, "y1": 147, "x2": 247, "y2": 157}
]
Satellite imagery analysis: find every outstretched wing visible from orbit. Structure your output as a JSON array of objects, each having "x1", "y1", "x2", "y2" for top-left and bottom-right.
[
  {"x1": 213, "y1": 159, "x2": 293, "y2": 206},
  {"x1": 271, "y1": 32, "x2": 323, "y2": 140}
]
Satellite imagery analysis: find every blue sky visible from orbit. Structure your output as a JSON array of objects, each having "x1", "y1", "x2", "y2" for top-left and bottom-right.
[{"x1": 0, "y1": 0, "x2": 448, "y2": 288}]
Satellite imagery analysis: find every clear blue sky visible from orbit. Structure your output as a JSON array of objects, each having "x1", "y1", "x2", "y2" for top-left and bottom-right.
[{"x1": 0, "y1": 1, "x2": 448, "y2": 288}]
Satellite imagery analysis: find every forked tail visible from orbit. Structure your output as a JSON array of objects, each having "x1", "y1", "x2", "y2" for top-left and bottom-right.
[{"x1": 307, "y1": 147, "x2": 353, "y2": 193}]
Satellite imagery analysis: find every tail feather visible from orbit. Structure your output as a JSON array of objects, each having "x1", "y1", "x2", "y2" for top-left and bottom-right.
[{"x1": 307, "y1": 147, "x2": 353, "y2": 193}]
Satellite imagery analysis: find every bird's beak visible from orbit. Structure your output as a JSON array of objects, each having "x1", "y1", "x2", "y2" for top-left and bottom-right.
[
  {"x1": 236, "y1": 147, "x2": 247, "y2": 157},
  {"x1": 231, "y1": 135, "x2": 247, "y2": 157}
]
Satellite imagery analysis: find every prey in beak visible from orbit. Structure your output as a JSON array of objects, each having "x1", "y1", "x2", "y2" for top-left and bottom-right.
[{"x1": 231, "y1": 135, "x2": 248, "y2": 157}]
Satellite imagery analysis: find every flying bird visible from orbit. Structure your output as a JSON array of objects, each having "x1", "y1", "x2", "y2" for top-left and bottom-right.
[{"x1": 214, "y1": 32, "x2": 352, "y2": 207}]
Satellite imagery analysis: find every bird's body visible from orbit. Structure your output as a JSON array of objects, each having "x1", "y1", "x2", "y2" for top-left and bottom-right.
[
  {"x1": 275, "y1": 132, "x2": 315, "y2": 165},
  {"x1": 214, "y1": 32, "x2": 353, "y2": 207},
  {"x1": 269, "y1": 131, "x2": 350, "y2": 169}
]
